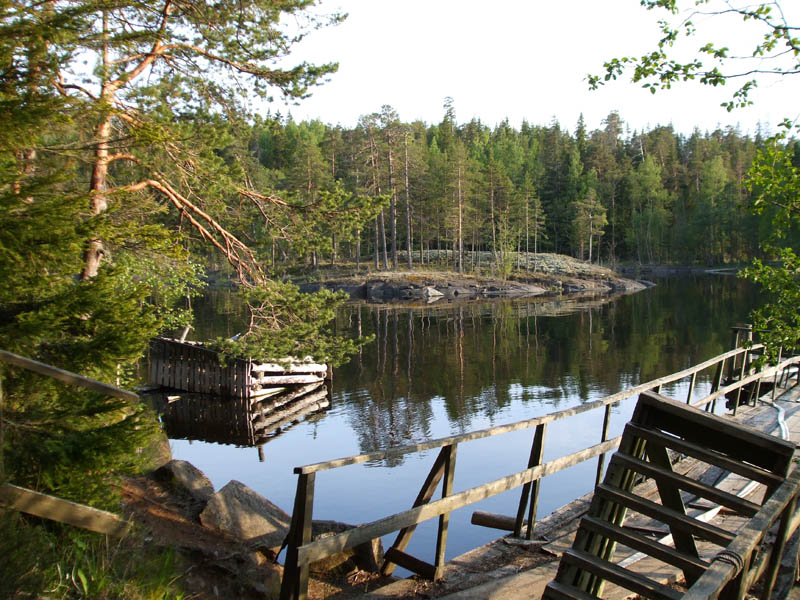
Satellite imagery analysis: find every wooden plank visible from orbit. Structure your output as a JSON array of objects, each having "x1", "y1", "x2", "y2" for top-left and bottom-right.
[
  {"x1": 297, "y1": 437, "x2": 622, "y2": 566},
  {"x1": 561, "y1": 548, "x2": 683, "y2": 600},
  {"x1": 255, "y1": 374, "x2": 325, "y2": 386},
  {"x1": 382, "y1": 447, "x2": 448, "y2": 576},
  {"x1": 543, "y1": 580, "x2": 605, "y2": 600},
  {"x1": 633, "y1": 441, "x2": 700, "y2": 565},
  {"x1": 595, "y1": 484, "x2": 735, "y2": 547},
  {"x1": 252, "y1": 361, "x2": 328, "y2": 375},
  {"x1": 434, "y1": 445, "x2": 457, "y2": 578},
  {"x1": 0, "y1": 349, "x2": 139, "y2": 402},
  {"x1": 624, "y1": 424, "x2": 784, "y2": 488},
  {"x1": 684, "y1": 467, "x2": 800, "y2": 599},
  {"x1": 581, "y1": 516, "x2": 709, "y2": 576},
  {"x1": 0, "y1": 484, "x2": 131, "y2": 537},
  {"x1": 516, "y1": 422, "x2": 547, "y2": 539},
  {"x1": 614, "y1": 453, "x2": 760, "y2": 517},
  {"x1": 633, "y1": 392, "x2": 794, "y2": 473},
  {"x1": 383, "y1": 548, "x2": 436, "y2": 580}
]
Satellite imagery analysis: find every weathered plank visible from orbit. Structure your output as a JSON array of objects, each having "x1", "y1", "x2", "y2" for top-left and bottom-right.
[
  {"x1": 624, "y1": 423, "x2": 784, "y2": 487},
  {"x1": 581, "y1": 516, "x2": 709, "y2": 576},
  {"x1": 251, "y1": 361, "x2": 327, "y2": 375},
  {"x1": 255, "y1": 374, "x2": 324, "y2": 386},
  {"x1": 294, "y1": 348, "x2": 760, "y2": 475},
  {"x1": 594, "y1": 484, "x2": 735, "y2": 547},
  {"x1": 0, "y1": 349, "x2": 138, "y2": 402},
  {"x1": 560, "y1": 548, "x2": 683, "y2": 600},
  {"x1": 0, "y1": 484, "x2": 131, "y2": 537},
  {"x1": 613, "y1": 453, "x2": 760, "y2": 517}
]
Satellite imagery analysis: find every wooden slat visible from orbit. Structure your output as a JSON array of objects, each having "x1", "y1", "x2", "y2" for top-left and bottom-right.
[
  {"x1": 383, "y1": 548, "x2": 436, "y2": 580},
  {"x1": 561, "y1": 548, "x2": 683, "y2": 600},
  {"x1": 295, "y1": 348, "x2": 763, "y2": 475},
  {"x1": 581, "y1": 516, "x2": 709, "y2": 576},
  {"x1": 624, "y1": 423, "x2": 784, "y2": 488},
  {"x1": 382, "y1": 448, "x2": 448, "y2": 576},
  {"x1": 633, "y1": 392, "x2": 795, "y2": 473},
  {"x1": 0, "y1": 349, "x2": 139, "y2": 402},
  {"x1": 614, "y1": 453, "x2": 760, "y2": 517},
  {"x1": 255, "y1": 374, "x2": 324, "y2": 386},
  {"x1": 595, "y1": 484, "x2": 735, "y2": 547},
  {"x1": 0, "y1": 484, "x2": 131, "y2": 537},
  {"x1": 543, "y1": 580, "x2": 605, "y2": 600},
  {"x1": 252, "y1": 361, "x2": 328, "y2": 375}
]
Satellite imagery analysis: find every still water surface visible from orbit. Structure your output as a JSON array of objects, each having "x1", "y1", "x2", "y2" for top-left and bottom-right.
[{"x1": 169, "y1": 275, "x2": 762, "y2": 566}]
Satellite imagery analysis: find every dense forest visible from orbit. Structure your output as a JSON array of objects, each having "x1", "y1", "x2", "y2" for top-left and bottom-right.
[{"x1": 223, "y1": 105, "x2": 799, "y2": 274}]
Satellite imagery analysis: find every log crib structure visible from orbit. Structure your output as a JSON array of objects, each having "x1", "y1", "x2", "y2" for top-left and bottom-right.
[{"x1": 147, "y1": 337, "x2": 332, "y2": 449}]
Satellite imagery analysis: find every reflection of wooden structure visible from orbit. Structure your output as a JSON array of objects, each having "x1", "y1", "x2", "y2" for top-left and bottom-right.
[
  {"x1": 147, "y1": 337, "x2": 332, "y2": 454},
  {"x1": 147, "y1": 386, "x2": 330, "y2": 449},
  {"x1": 148, "y1": 337, "x2": 329, "y2": 400},
  {"x1": 542, "y1": 391, "x2": 795, "y2": 599}
]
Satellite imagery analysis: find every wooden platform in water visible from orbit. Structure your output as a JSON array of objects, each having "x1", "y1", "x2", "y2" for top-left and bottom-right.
[
  {"x1": 148, "y1": 337, "x2": 329, "y2": 400},
  {"x1": 354, "y1": 383, "x2": 800, "y2": 600}
]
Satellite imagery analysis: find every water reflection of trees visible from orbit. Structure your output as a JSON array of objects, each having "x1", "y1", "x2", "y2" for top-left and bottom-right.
[{"x1": 336, "y1": 277, "x2": 759, "y2": 460}]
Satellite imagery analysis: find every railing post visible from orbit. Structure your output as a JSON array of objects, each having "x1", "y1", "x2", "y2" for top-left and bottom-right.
[
  {"x1": 514, "y1": 423, "x2": 547, "y2": 539},
  {"x1": 733, "y1": 349, "x2": 749, "y2": 417},
  {"x1": 280, "y1": 472, "x2": 315, "y2": 600},
  {"x1": 686, "y1": 372, "x2": 697, "y2": 405},
  {"x1": 595, "y1": 405, "x2": 612, "y2": 488},
  {"x1": 711, "y1": 357, "x2": 726, "y2": 413},
  {"x1": 434, "y1": 444, "x2": 457, "y2": 580},
  {"x1": 759, "y1": 493, "x2": 799, "y2": 600}
]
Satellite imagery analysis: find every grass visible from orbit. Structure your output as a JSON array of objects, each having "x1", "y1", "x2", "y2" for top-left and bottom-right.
[{"x1": 0, "y1": 512, "x2": 188, "y2": 600}]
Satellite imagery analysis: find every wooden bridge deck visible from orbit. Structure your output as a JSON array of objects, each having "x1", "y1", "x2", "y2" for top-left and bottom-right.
[{"x1": 355, "y1": 382, "x2": 800, "y2": 599}]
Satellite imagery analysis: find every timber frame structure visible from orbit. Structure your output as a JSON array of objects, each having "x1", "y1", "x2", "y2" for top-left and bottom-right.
[{"x1": 279, "y1": 335, "x2": 800, "y2": 600}]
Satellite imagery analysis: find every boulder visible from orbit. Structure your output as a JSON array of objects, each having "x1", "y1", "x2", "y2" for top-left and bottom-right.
[
  {"x1": 309, "y1": 520, "x2": 384, "y2": 574},
  {"x1": 199, "y1": 480, "x2": 291, "y2": 557},
  {"x1": 154, "y1": 459, "x2": 214, "y2": 502},
  {"x1": 423, "y1": 286, "x2": 443, "y2": 299}
]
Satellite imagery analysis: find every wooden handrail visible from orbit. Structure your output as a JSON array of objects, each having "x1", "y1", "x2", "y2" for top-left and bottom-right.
[
  {"x1": 0, "y1": 349, "x2": 139, "y2": 402},
  {"x1": 684, "y1": 465, "x2": 800, "y2": 599},
  {"x1": 296, "y1": 346, "x2": 759, "y2": 475}
]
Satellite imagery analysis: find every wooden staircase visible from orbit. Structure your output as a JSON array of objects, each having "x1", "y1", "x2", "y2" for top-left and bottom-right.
[{"x1": 542, "y1": 390, "x2": 795, "y2": 600}]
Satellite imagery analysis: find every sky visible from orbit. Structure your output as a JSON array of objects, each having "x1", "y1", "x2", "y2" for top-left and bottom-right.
[{"x1": 274, "y1": 0, "x2": 800, "y2": 136}]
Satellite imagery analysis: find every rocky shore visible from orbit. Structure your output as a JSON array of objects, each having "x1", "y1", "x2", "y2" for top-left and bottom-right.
[
  {"x1": 298, "y1": 253, "x2": 647, "y2": 303},
  {"x1": 122, "y1": 459, "x2": 388, "y2": 599}
]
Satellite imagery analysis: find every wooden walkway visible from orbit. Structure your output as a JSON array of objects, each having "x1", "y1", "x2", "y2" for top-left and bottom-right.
[{"x1": 355, "y1": 383, "x2": 800, "y2": 599}]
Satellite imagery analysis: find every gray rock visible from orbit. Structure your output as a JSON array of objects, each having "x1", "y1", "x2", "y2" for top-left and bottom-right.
[
  {"x1": 423, "y1": 286, "x2": 443, "y2": 298},
  {"x1": 200, "y1": 480, "x2": 291, "y2": 556},
  {"x1": 154, "y1": 459, "x2": 214, "y2": 501},
  {"x1": 309, "y1": 520, "x2": 384, "y2": 574}
]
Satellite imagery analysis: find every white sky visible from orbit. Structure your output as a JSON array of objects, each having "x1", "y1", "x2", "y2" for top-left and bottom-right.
[{"x1": 274, "y1": 0, "x2": 800, "y2": 136}]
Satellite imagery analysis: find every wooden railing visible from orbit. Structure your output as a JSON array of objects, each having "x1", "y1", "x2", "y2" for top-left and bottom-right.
[
  {"x1": 279, "y1": 344, "x2": 800, "y2": 600},
  {"x1": 684, "y1": 464, "x2": 800, "y2": 599},
  {"x1": 0, "y1": 349, "x2": 134, "y2": 536}
]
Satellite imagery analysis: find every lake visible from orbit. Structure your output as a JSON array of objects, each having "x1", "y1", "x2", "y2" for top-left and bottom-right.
[{"x1": 167, "y1": 274, "x2": 762, "y2": 567}]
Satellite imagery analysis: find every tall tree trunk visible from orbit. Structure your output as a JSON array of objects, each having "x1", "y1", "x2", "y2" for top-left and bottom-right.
[
  {"x1": 356, "y1": 228, "x2": 361, "y2": 271},
  {"x1": 374, "y1": 217, "x2": 380, "y2": 270},
  {"x1": 457, "y1": 163, "x2": 463, "y2": 274},
  {"x1": 404, "y1": 131, "x2": 412, "y2": 269},
  {"x1": 386, "y1": 133, "x2": 397, "y2": 269},
  {"x1": 379, "y1": 210, "x2": 389, "y2": 270},
  {"x1": 82, "y1": 11, "x2": 112, "y2": 281}
]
